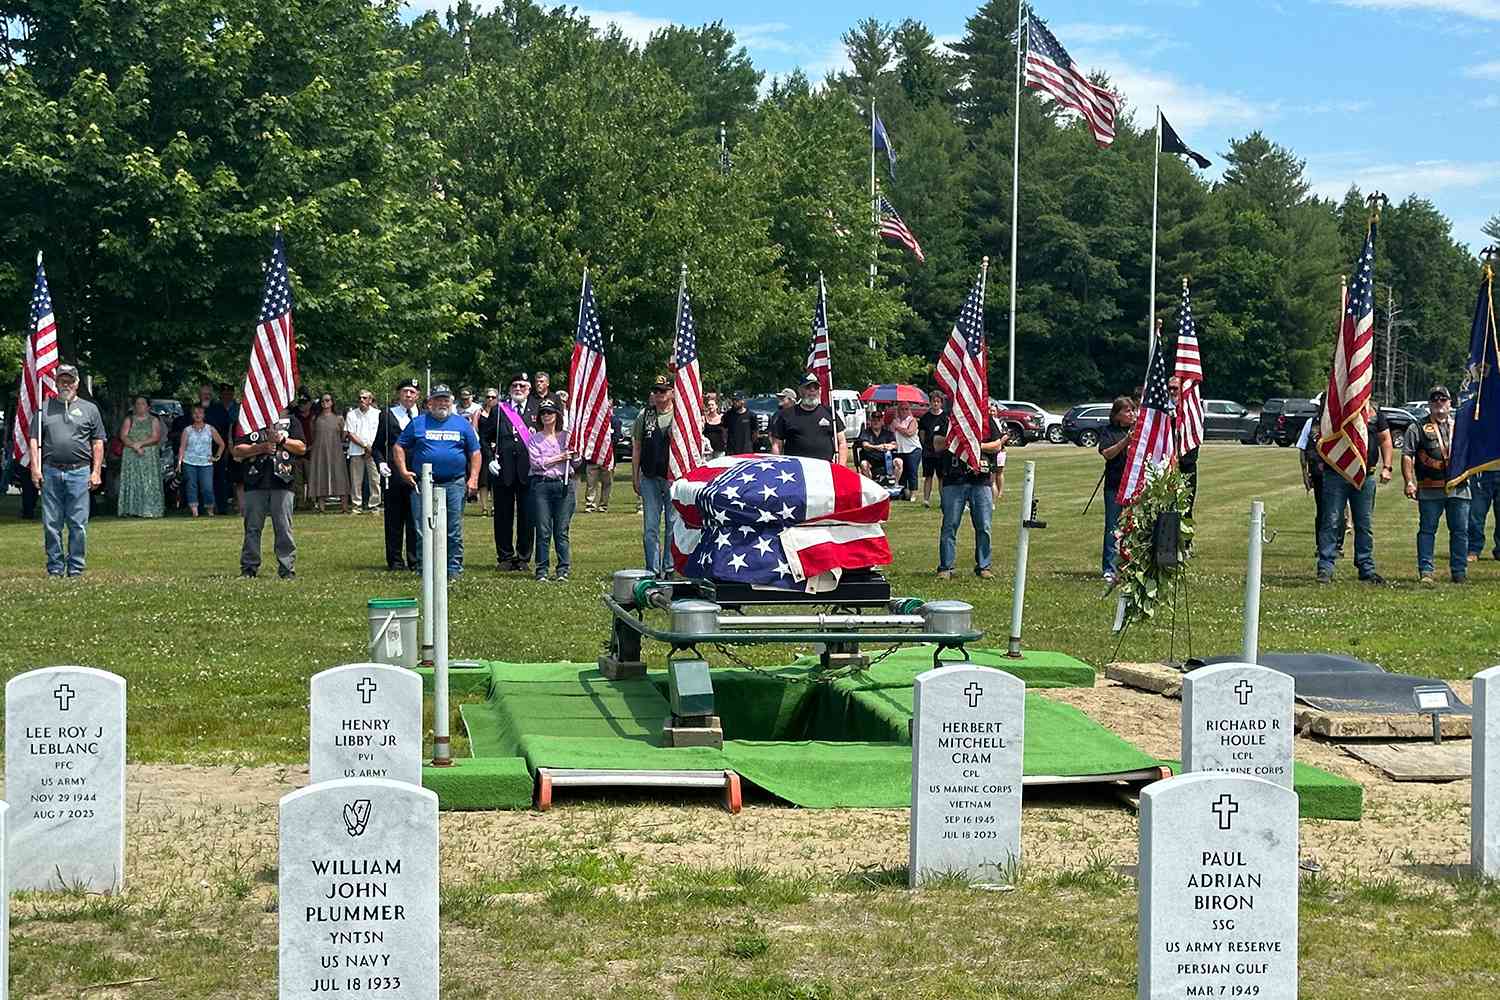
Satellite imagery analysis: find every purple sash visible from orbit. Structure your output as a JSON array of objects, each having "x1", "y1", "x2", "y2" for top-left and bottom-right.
[{"x1": 500, "y1": 402, "x2": 532, "y2": 446}]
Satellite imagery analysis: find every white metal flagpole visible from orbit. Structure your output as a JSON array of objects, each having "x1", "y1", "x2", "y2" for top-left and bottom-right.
[
  {"x1": 1007, "y1": 0, "x2": 1025, "y2": 400},
  {"x1": 869, "y1": 99, "x2": 878, "y2": 295},
  {"x1": 1148, "y1": 105, "x2": 1162, "y2": 362}
]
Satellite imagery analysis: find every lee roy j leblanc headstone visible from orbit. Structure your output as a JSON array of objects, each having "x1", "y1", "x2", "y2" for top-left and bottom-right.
[
  {"x1": 1182, "y1": 663, "x2": 1294, "y2": 790},
  {"x1": 909, "y1": 664, "x2": 1025, "y2": 887},
  {"x1": 1138, "y1": 772, "x2": 1298, "y2": 1000},
  {"x1": 279, "y1": 777, "x2": 439, "y2": 1000},
  {"x1": 5, "y1": 666, "x2": 126, "y2": 892},
  {"x1": 1474, "y1": 665, "x2": 1499, "y2": 877},
  {"x1": 309, "y1": 664, "x2": 423, "y2": 786}
]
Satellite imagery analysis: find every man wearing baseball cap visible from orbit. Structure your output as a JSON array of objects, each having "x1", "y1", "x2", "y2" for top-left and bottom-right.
[
  {"x1": 395, "y1": 383, "x2": 481, "y2": 579},
  {"x1": 632, "y1": 374, "x2": 677, "y2": 574},
  {"x1": 28, "y1": 363, "x2": 105, "y2": 576},
  {"x1": 371, "y1": 377, "x2": 422, "y2": 571},
  {"x1": 492, "y1": 372, "x2": 538, "y2": 571},
  {"x1": 770, "y1": 373, "x2": 846, "y2": 464},
  {"x1": 1402, "y1": 384, "x2": 1471, "y2": 584}
]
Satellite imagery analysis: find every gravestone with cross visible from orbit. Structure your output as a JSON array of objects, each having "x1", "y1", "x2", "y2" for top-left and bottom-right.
[
  {"x1": 1474, "y1": 666, "x2": 1499, "y2": 877},
  {"x1": 1182, "y1": 662, "x2": 1294, "y2": 790},
  {"x1": 1138, "y1": 772, "x2": 1298, "y2": 1000},
  {"x1": 4, "y1": 666, "x2": 126, "y2": 892},
  {"x1": 908, "y1": 663, "x2": 1025, "y2": 887},
  {"x1": 309, "y1": 664, "x2": 423, "y2": 786},
  {"x1": 279, "y1": 777, "x2": 439, "y2": 999}
]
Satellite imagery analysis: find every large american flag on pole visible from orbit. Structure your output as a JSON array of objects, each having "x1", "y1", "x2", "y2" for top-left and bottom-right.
[
  {"x1": 668, "y1": 268, "x2": 705, "y2": 481},
  {"x1": 1024, "y1": 16, "x2": 1118, "y2": 147},
  {"x1": 878, "y1": 194, "x2": 926, "y2": 263},
  {"x1": 1173, "y1": 278, "x2": 1205, "y2": 455},
  {"x1": 806, "y1": 275, "x2": 832, "y2": 407},
  {"x1": 236, "y1": 232, "x2": 299, "y2": 436},
  {"x1": 934, "y1": 263, "x2": 989, "y2": 473},
  {"x1": 568, "y1": 270, "x2": 613, "y2": 467},
  {"x1": 12, "y1": 254, "x2": 59, "y2": 463},
  {"x1": 1117, "y1": 343, "x2": 1176, "y2": 505},
  {"x1": 1318, "y1": 222, "x2": 1378, "y2": 488}
]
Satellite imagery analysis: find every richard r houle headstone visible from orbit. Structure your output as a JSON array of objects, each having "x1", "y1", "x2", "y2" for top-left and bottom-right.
[{"x1": 1182, "y1": 662, "x2": 1294, "y2": 789}]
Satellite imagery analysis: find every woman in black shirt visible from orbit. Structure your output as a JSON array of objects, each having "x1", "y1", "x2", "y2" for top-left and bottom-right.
[{"x1": 1097, "y1": 396, "x2": 1136, "y2": 582}]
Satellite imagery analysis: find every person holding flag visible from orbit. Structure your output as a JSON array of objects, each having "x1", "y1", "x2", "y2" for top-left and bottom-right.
[
  {"x1": 30, "y1": 363, "x2": 105, "y2": 577},
  {"x1": 1402, "y1": 385, "x2": 1470, "y2": 584},
  {"x1": 12, "y1": 252, "x2": 59, "y2": 523},
  {"x1": 1453, "y1": 254, "x2": 1500, "y2": 564}
]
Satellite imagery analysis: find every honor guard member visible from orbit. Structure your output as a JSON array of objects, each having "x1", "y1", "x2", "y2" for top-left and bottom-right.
[
  {"x1": 29, "y1": 363, "x2": 106, "y2": 576},
  {"x1": 632, "y1": 374, "x2": 677, "y2": 575},
  {"x1": 371, "y1": 377, "x2": 421, "y2": 571},
  {"x1": 493, "y1": 372, "x2": 537, "y2": 571},
  {"x1": 233, "y1": 404, "x2": 307, "y2": 578},
  {"x1": 1402, "y1": 384, "x2": 1471, "y2": 584},
  {"x1": 770, "y1": 373, "x2": 846, "y2": 464}
]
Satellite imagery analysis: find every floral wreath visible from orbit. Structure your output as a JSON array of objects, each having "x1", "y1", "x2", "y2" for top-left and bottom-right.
[{"x1": 1116, "y1": 463, "x2": 1196, "y2": 631}]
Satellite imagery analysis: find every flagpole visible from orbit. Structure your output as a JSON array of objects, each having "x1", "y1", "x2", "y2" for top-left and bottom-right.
[
  {"x1": 1007, "y1": 0, "x2": 1025, "y2": 401},
  {"x1": 572, "y1": 267, "x2": 588, "y2": 448},
  {"x1": 33, "y1": 250, "x2": 44, "y2": 529},
  {"x1": 981, "y1": 256, "x2": 992, "y2": 398},
  {"x1": 1148, "y1": 106, "x2": 1162, "y2": 362},
  {"x1": 869, "y1": 99, "x2": 877, "y2": 295}
]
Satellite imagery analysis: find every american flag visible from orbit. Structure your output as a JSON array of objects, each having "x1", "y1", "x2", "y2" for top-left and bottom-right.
[
  {"x1": 670, "y1": 455, "x2": 892, "y2": 590},
  {"x1": 568, "y1": 270, "x2": 613, "y2": 467},
  {"x1": 878, "y1": 194, "x2": 926, "y2": 263},
  {"x1": 668, "y1": 271, "x2": 705, "y2": 481},
  {"x1": 1318, "y1": 223, "x2": 1378, "y2": 488},
  {"x1": 237, "y1": 232, "x2": 300, "y2": 436},
  {"x1": 1024, "y1": 17, "x2": 1118, "y2": 147},
  {"x1": 1117, "y1": 343, "x2": 1176, "y2": 505},
  {"x1": 1173, "y1": 279, "x2": 1205, "y2": 456},
  {"x1": 806, "y1": 275, "x2": 832, "y2": 407},
  {"x1": 934, "y1": 264, "x2": 989, "y2": 473},
  {"x1": 11, "y1": 255, "x2": 59, "y2": 464}
]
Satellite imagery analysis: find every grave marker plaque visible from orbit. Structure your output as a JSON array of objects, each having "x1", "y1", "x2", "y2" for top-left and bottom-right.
[
  {"x1": 1474, "y1": 666, "x2": 1499, "y2": 877},
  {"x1": 1138, "y1": 772, "x2": 1298, "y2": 1000},
  {"x1": 279, "y1": 778, "x2": 439, "y2": 1000},
  {"x1": 909, "y1": 664, "x2": 1024, "y2": 887},
  {"x1": 1182, "y1": 663, "x2": 1294, "y2": 789},
  {"x1": 5, "y1": 666, "x2": 126, "y2": 892},
  {"x1": 309, "y1": 664, "x2": 423, "y2": 786}
]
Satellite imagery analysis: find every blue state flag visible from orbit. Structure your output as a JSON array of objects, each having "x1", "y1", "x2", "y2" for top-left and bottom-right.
[
  {"x1": 873, "y1": 109, "x2": 896, "y2": 179},
  {"x1": 1449, "y1": 265, "x2": 1500, "y2": 486}
]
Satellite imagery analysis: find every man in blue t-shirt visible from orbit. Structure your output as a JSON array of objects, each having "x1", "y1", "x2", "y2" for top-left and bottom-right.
[{"x1": 394, "y1": 384, "x2": 481, "y2": 578}]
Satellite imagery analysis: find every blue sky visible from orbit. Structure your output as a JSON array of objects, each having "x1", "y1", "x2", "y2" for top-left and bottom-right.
[{"x1": 408, "y1": 0, "x2": 1500, "y2": 250}]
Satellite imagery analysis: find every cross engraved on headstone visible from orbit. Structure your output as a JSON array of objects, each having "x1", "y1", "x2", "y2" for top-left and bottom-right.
[
  {"x1": 1212, "y1": 793, "x2": 1240, "y2": 831},
  {"x1": 357, "y1": 677, "x2": 378, "y2": 704},
  {"x1": 53, "y1": 683, "x2": 75, "y2": 711},
  {"x1": 1235, "y1": 679, "x2": 1254, "y2": 706},
  {"x1": 963, "y1": 682, "x2": 983, "y2": 708}
]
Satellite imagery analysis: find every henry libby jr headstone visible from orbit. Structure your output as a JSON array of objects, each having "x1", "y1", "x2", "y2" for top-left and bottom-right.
[
  {"x1": 279, "y1": 777, "x2": 439, "y2": 1000},
  {"x1": 1182, "y1": 662, "x2": 1294, "y2": 789},
  {"x1": 310, "y1": 663, "x2": 424, "y2": 786},
  {"x1": 1138, "y1": 772, "x2": 1298, "y2": 1000},
  {"x1": 1474, "y1": 665, "x2": 1499, "y2": 877},
  {"x1": 909, "y1": 664, "x2": 1024, "y2": 887},
  {"x1": 5, "y1": 666, "x2": 126, "y2": 892}
]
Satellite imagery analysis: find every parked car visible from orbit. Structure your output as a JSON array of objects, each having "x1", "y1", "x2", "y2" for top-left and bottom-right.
[
  {"x1": 990, "y1": 403, "x2": 1043, "y2": 445},
  {"x1": 997, "y1": 400, "x2": 1065, "y2": 444},
  {"x1": 1061, "y1": 403, "x2": 1113, "y2": 447},
  {"x1": 1380, "y1": 406, "x2": 1419, "y2": 448},
  {"x1": 1402, "y1": 400, "x2": 1431, "y2": 421},
  {"x1": 1273, "y1": 397, "x2": 1319, "y2": 447},
  {"x1": 1200, "y1": 399, "x2": 1260, "y2": 443},
  {"x1": 1255, "y1": 398, "x2": 1289, "y2": 445},
  {"x1": 830, "y1": 389, "x2": 866, "y2": 441},
  {"x1": 611, "y1": 402, "x2": 640, "y2": 463},
  {"x1": 744, "y1": 394, "x2": 782, "y2": 450}
]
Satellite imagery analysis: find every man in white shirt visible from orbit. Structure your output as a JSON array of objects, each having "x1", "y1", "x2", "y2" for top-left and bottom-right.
[
  {"x1": 456, "y1": 387, "x2": 482, "y2": 423},
  {"x1": 345, "y1": 388, "x2": 383, "y2": 513}
]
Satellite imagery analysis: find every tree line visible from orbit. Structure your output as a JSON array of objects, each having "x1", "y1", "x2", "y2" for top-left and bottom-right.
[{"x1": 0, "y1": 0, "x2": 1482, "y2": 411}]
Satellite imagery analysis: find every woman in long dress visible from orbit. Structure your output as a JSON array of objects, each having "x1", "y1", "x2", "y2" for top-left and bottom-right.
[
  {"x1": 117, "y1": 395, "x2": 164, "y2": 518},
  {"x1": 307, "y1": 392, "x2": 350, "y2": 513}
]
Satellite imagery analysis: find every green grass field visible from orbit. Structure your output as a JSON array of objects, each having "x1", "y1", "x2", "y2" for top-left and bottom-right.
[{"x1": 0, "y1": 443, "x2": 1495, "y2": 763}]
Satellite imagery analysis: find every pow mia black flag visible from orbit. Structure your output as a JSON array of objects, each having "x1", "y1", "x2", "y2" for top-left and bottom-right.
[{"x1": 1160, "y1": 112, "x2": 1211, "y2": 169}]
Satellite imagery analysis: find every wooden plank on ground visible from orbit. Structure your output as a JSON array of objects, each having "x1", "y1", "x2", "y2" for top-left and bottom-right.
[{"x1": 1342, "y1": 742, "x2": 1473, "y2": 782}]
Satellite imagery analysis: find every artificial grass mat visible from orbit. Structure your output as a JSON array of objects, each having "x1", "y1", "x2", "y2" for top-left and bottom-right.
[
  {"x1": 1160, "y1": 759, "x2": 1364, "y2": 821},
  {"x1": 421, "y1": 757, "x2": 532, "y2": 811},
  {"x1": 791, "y1": 644, "x2": 1096, "y2": 689}
]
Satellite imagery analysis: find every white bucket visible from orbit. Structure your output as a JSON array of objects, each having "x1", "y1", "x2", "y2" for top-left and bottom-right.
[{"x1": 367, "y1": 598, "x2": 420, "y2": 668}]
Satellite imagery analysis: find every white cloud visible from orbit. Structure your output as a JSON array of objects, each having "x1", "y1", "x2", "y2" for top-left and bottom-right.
[
  {"x1": 1307, "y1": 160, "x2": 1500, "y2": 200},
  {"x1": 1051, "y1": 22, "x2": 1160, "y2": 45},
  {"x1": 574, "y1": 8, "x2": 675, "y2": 45},
  {"x1": 1333, "y1": 0, "x2": 1500, "y2": 19},
  {"x1": 1080, "y1": 52, "x2": 1271, "y2": 131},
  {"x1": 1465, "y1": 60, "x2": 1500, "y2": 78}
]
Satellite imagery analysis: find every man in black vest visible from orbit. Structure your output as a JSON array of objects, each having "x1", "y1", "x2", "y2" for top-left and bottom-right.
[
  {"x1": 371, "y1": 377, "x2": 421, "y2": 571},
  {"x1": 633, "y1": 374, "x2": 676, "y2": 575},
  {"x1": 1402, "y1": 385, "x2": 1471, "y2": 585},
  {"x1": 493, "y1": 372, "x2": 537, "y2": 571}
]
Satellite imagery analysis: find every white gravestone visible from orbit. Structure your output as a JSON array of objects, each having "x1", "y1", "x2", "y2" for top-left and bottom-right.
[
  {"x1": 279, "y1": 778, "x2": 439, "y2": 1000},
  {"x1": 1474, "y1": 666, "x2": 1499, "y2": 877},
  {"x1": 909, "y1": 664, "x2": 1025, "y2": 887},
  {"x1": 5, "y1": 666, "x2": 126, "y2": 892},
  {"x1": 1182, "y1": 663, "x2": 1294, "y2": 789},
  {"x1": 0, "y1": 801, "x2": 9, "y2": 1000},
  {"x1": 310, "y1": 664, "x2": 424, "y2": 786},
  {"x1": 1138, "y1": 772, "x2": 1298, "y2": 1000}
]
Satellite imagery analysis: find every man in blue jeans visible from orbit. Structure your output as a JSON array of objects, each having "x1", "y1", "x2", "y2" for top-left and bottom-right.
[
  {"x1": 28, "y1": 364, "x2": 105, "y2": 577},
  {"x1": 1402, "y1": 385, "x2": 1470, "y2": 584},
  {"x1": 1467, "y1": 469, "x2": 1500, "y2": 563},
  {"x1": 1315, "y1": 402, "x2": 1392, "y2": 584},
  {"x1": 395, "y1": 384, "x2": 481, "y2": 579},
  {"x1": 934, "y1": 412, "x2": 1005, "y2": 579},
  {"x1": 632, "y1": 375, "x2": 678, "y2": 576}
]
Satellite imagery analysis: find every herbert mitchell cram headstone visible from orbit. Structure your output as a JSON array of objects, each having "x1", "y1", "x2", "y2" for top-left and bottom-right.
[
  {"x1": 279, "y1": 778, "x2": 439, "y2": 1000},
  {"x1": 1138, "y1": 772, "x2": 1298, "y2": 1000},
  {"x1": 909, "y1": 664, "x2": 1024, "y2": 887},
  {"x1": 1474, "y1": 665, "x2": 1499, "y2": 877},
  {"x1": 1182, "y1": 663, "x2": 1294, "y2": 789},
  {"x1": 310, "y1": 664, "x2": 423, "y2": 786},
  {"x1": 5, "y1": 666, "x2": 126, "y2": 892}
]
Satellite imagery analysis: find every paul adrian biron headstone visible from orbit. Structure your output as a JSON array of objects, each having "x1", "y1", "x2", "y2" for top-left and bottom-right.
[
  {"x1": 909, "y1": 664, "x2": 1024, "y2": 887},
  {"x1": 5, "y1": 666, "x2": 126, "y2": 892},
  {"x1": 1138, "y1": 772, "x2": 1298, "y2": 1000},
  {"x1": 279, "y1": 777, "x2": 439, "y2": 1000},
  {"x1": 310, "y1": 664, "x2": 423, "y2": 786},
  {"x1": 1182, "y1": 662, "x2": 1294, "y2": 789},
  {"x1": 1474, "y1": 665, "x2": 1499, "y2": 877}
]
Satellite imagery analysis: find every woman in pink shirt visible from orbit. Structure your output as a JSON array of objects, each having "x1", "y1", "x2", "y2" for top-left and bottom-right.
[{"x1": 527, "y1": 398, "x2": 575, "y2": 582}]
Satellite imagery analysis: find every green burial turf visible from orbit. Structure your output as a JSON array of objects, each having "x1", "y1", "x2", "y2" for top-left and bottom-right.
[
  {"x1": 794, "y1": 643, "x2": 1097, "y2": 689},
  {"x1": 413, "y1": 664, "x2": 492, "y2": 697},
  {"x1": 1160, "y1": 758, "x2": 1365, "y2": 821},
  {"x1": 421, "y1": 756, "x2": 532, "y2": 810}
]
